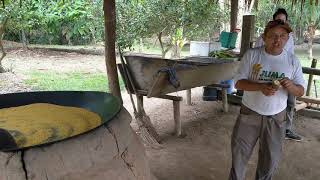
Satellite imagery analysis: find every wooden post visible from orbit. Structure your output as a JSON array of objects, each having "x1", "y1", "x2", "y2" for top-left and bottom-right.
[
  {"x1": 173, "y1": 100, "x2": 181, "y2": 136},
  {"x1": 230, "y1": 0, "x2": 238, "y2": 31},
  {"x1": 240, "y1": 15, "x2": 255, "y2": 56},
  {"x1": 306, "y1": 58, "x2": 318, "y2": 96},
  {"x1": 221, "y1": 89, "x2": 229, "y2": 112},
  {"x1": 186, "y1": 89, "x2": 191, "y2": 105},
  {"x1": 104, "y1": 0, "x2": 122, "y2": 100},
  {"x1": 137, "y1": 95, "x2": 144, "y2": 113}
]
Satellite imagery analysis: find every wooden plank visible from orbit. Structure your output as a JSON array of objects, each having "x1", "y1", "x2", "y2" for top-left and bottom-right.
[
  {"x1": 294, "y1": 101, "x2": 308, "y2": 111},
  {"x1": 117, "y1": 64, "x2": 134, "y2": 94},
  {"x1": 221, "y1": 89, "x2": 229, "y2": 112},
  {"x1": 302, "y1": 67, "x2": 320, "y2": 76},
  {"x1": 137, "y1": 95, "x2": 144, "y2": 114},
  {"x1": 240, "y1": 15, "x2": 255, "y2": 56},
  {"x1": 186, "y1": 89, "x2": 192, "y2": 105},
  {"x1": 104, "y1": 0, "x2": 121, "y2": 99},
  {"x1": 137, "y1": 90, "x2": 182, "y2": 101},
  {"x1": 298, "y1": 108, "x2": 320, "y2": 119},
  {"x1": 297, "y1": 96, "x2": 320, "y2": 104},
  {"x1": 173, "y1": 101, "x2": 181, "y2": 136}
]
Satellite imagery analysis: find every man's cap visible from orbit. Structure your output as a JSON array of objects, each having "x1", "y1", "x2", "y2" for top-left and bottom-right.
[{"x1": 264, "y1": 19, "x2": 292, "y2": 35}]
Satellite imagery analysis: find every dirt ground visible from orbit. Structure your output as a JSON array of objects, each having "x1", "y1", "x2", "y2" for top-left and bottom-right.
[{"x1": 1, "y1": 47, "x2": 320, "y2": 180}]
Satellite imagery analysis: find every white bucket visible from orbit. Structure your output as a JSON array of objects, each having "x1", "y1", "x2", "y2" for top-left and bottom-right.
[{"x1": 190, "y1": 41, "x2": 221, "y2": 56}]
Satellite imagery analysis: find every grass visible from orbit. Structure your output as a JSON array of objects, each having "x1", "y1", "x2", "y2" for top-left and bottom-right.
[{"x1": 24, "y1": 71, "x2": 125, "y2": 92}]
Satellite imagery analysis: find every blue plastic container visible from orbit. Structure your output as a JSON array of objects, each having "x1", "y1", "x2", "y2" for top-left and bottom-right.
[
  {"x1": 219, "y1": 31, "x2": 238, "y2": 49},
  {"x1": 221, "y1": 79, "x2": 234, "y2": 94},
  {"x1": 202, "y1": 86, "x2": 218, "y2": 101}
]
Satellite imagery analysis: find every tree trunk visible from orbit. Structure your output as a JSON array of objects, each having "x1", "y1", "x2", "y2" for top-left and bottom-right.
[
  {"x1": 308, "y1": 39, "x2": 313, "y2": 60},
  {"x1": 90, "y1": 27, "x2": 97, "y2": 44},
  {"x1": 307, "y1": 25, "x2": 316, "y2": 60},
  {"x1": 0, "y1": 18, "x2": 8, "y2": 73},
  {"x1": 158, "y1": 32, "x2": 170, "y2": 58},
  {"x1": 139, "y1": 38, "x2": 143, "y2": 53},
  {"x1": 248, "y1": 0, "x2": 256, "y2": 13},
  {"x1": 104, "y1": 0, "x2": 122, "y2": 100},
  {"x1": 219, "y1": 0, "x2": 228, "y2": 31},
  {"x1": 20, "y1": 30, "x2": 28, "y2": 48},
  {"x1": 230, "y1": 0, "x2": 238, "y2": 31},
  {"x1": 0, "y1": 39, "x2": 6, "y2": 73},
  {"x1": 295, "y1": 26, "x2": 304, "y2": 45},
  {"x1": 171, "y1": 43, "x2": 181, "y2": 58}
]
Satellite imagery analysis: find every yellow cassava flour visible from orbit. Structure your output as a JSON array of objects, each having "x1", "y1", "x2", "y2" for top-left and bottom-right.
[{"x1": 0, "y1": 103, "x2": 101, "y2": 148}]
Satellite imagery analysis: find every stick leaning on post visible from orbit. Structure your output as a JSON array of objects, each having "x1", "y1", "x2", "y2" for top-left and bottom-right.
[{"x1": 119, "y1": 49, "x2": 162, "y2": 148}]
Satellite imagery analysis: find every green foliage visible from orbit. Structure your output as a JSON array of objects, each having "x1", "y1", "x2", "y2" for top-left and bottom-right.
[
  {"x1": 252, "y1": 1, "x2": 290, "y2": 35},
  {"x1": 116, "y1": 0, "x2": 149, "y2": 50},
  {"x1": 0, "y1": 0, "x2": 224, "y2": 48},
  {"x1": 183, "y1": 0, "x2": 228, "y2": 41},
  {"x1": 3, "y1": 0, "x2": 104, "y2": 45},
  {"x1": 298, "y1": 1, "x2": 320, "y2": 28},
  {"x1": 116, "y1": 0, "x2": 225, "y2": 56},
  {"x1": 253, "y1": 0, "x2": 320, "y2": 38}
]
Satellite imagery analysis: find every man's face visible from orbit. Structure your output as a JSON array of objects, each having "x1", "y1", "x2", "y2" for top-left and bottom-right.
[{"x1": 263, "y1": 27, "x2": 289, "y2": 55}]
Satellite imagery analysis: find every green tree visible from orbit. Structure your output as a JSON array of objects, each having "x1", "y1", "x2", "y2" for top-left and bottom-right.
[
  {"x1": 116, "y1": 0, "x2": 225, "y2": 58},
  {"x1": 254, "y1": 0, "x2": 320, "y2": 60},
  {"x1": 299, "y1": 1, "x2": 320, "y2": 59},
  {"x1": 0, "y1": 4, "x2": 8, "y2": 72},
  {"x1": 3, "y1": 0, "x2": 103, "y2": 45},
  {"x1": 116, "y1": 0, "x2": 150, "y2": 50}
]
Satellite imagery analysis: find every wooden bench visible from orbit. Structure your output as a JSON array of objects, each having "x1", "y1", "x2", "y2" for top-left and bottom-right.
[{"x1": 294, "y1": 100, "x2": 308, "y2": 111}]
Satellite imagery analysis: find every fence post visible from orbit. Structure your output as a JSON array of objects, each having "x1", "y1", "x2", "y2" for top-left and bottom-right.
[{"x1": 306, "y1": 58, "x2": 317, "y2": 96}]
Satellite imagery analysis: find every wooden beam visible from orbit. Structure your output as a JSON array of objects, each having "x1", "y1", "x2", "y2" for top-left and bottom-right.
[
  {"x1": 221, "y1": 88, "x2": 229, "y2": 112},
  {"x1": 186, "y1": 89, "x2": 191, "y2": 105},
  {"x1": 173, "y1": 100, "x2": 182, "y2": 136},
  {"x1": 298, "y1": 108, "x2": 320, "y2": 119},
  {"x1": 240, "y1": 15, "x2": 255, "y2": 56},
  {"x1": 294, "y1": 101, "x2": 308, "y2": 111},
  {"x1": 104, "y1": 0, "x2": 122, "y2": 100},
  {"x1": 297, "y1": 96, "x2": 320, "y2": 104},
  {"x1": 302, "y1": 66, "x2": 320, "y2": 76},
  {"x1": 230, "y1": 0, "x2": 238, "y2": 31},
  {"x1": 138, "y1": 90, "x2": 182, "y2": 101}
]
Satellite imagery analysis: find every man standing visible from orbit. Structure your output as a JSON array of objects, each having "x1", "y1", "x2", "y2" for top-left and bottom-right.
[
  {"x1": 255, "y1": 8, "x2": 302, "y2": 141},
  {"x1": 229, "y1": 20, "x2": 305, "y2": 180}
]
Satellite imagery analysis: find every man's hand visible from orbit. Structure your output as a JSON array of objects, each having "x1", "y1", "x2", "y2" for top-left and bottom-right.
[
  {"x1": 279, "y1": 77, "x2": 304, "y2": 97},
  {"x1": 279, "y1": 77, "x2": 294, "y2": 90},
  {"x1": 235, "y1": 80, "x2": 279, "y2": 96},
  {"x1": 260, "y1": 83, "x2": 278, "y2": 96}
]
